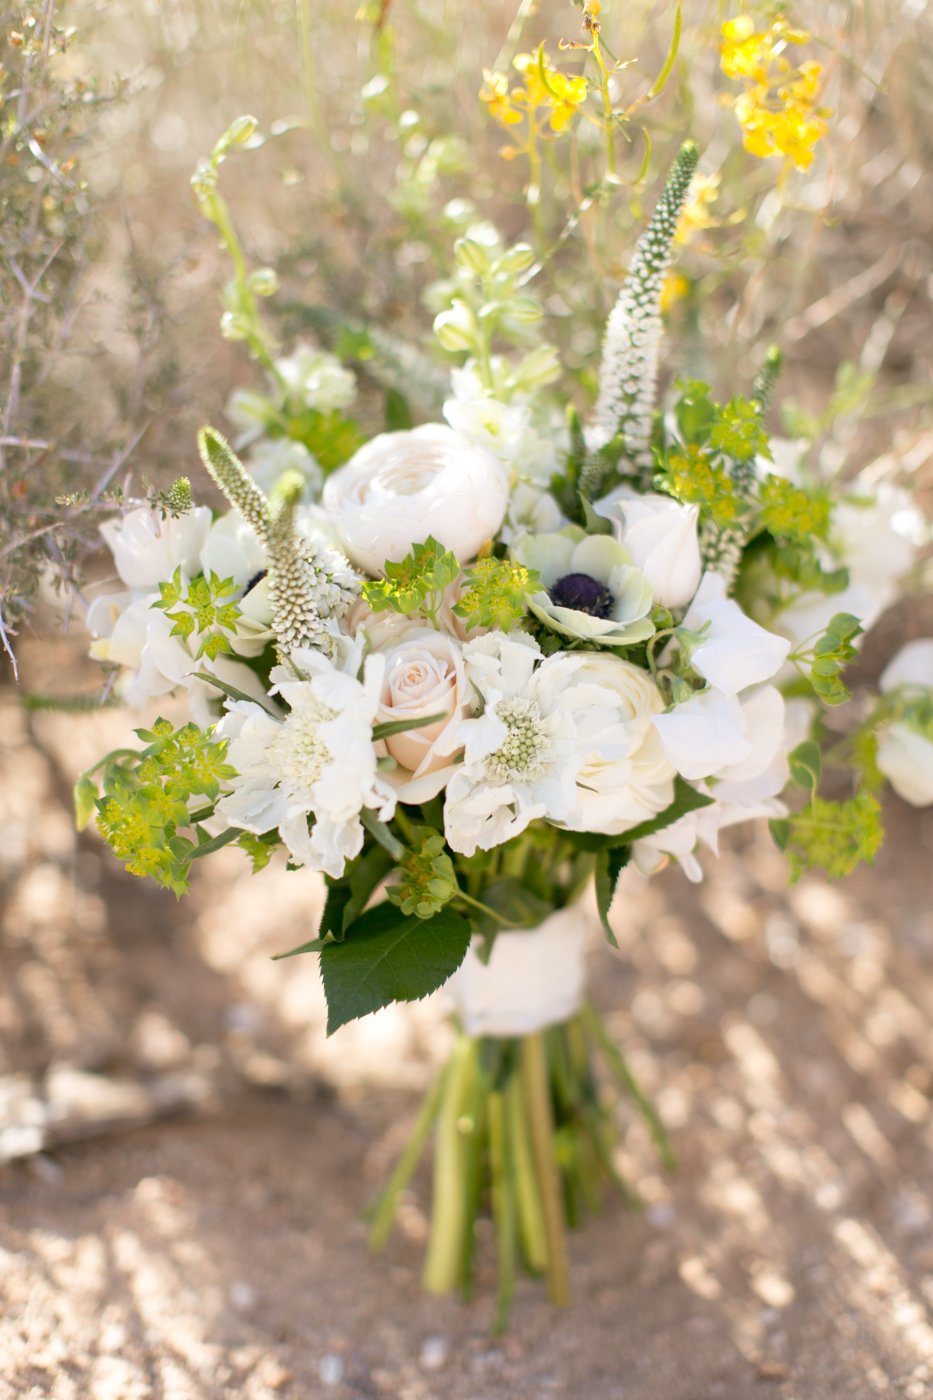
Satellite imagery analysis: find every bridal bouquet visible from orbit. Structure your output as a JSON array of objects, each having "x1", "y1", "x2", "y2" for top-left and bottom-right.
[{"x1": 75, "y1": 134, "x2": 931, "y2": 1322}]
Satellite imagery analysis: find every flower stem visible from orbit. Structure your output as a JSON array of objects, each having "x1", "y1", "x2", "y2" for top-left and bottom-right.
[
  {"x1": 520, "y1": 1032, "x2": 571, "y2": 1307},
  {"x1": 423, "y1": 1035, "x2": 480, "y2": 1295},
  {"x1": 368, "y1": 1060, "x2": 450, "y2": 1251},
  {"x1": 488, "y1": 1089, "x2": 517, "y2": 1333},
  {"x1": 507, "y1": 1069, "x2": 548, "y2": 1273},
  {"x1": 454, "y1": 890, "x2": 523, "y2": 928},
  {"x1": 582, "y1": 1002, "x2": 676, "y2": 1170}
]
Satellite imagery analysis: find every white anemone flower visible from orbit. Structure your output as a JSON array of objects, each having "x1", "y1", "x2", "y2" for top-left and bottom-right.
[
  {"x1": 443, "y1": 633, "x2": 618, "y2": 855},
  {"x1": 512, "y1": 527, "x2": 655, "y2": 648},
  {"x1": 216, "y1": 642, "x2": 394, "y2": 878}
]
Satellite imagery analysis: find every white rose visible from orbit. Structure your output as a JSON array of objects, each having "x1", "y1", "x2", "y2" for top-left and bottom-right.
[
  {"x1": 682, "y1": 572, "x2": 790, "y2": 695},
  {"x1": 322, "y1": 424, "x2": 508, "y2": 575},
  {"x1": 100, "y1": 505, "x2": 213, "y2": 592},
  {"x1": 563, "y1": 653, "x2": 676, "y2": 835},
  {"x1": 375, "y1": 629, "x2": 473, "y2": 802},
  {"x1": 596, "y1": 488, "x2": 702, "y2": 609},
  {"x1": 876, "y1": 639, "x2": 933, "y2": 806}
]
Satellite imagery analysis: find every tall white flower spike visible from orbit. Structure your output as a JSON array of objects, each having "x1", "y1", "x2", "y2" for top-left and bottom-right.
[
  {"x1": 584, "y1": 141, "x2": 699, "y2": 489},
  {"x1": 198, "y1": 427, "x2": 358, "y2": 659}
]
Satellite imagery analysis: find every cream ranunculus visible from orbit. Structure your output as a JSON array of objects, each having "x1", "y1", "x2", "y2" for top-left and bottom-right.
[
  {"x1": 322, "y1": 425, "x2": 509, "y2": 575},
  {"x1": 563, "y1": 653, "x2": 676, "y2": 835},
  {"x1": 375, "y1": 628, "x2": 473, "y2": 802},
  {"x1": 596, "y1": 488, "x2": 702, "y2": 609}
]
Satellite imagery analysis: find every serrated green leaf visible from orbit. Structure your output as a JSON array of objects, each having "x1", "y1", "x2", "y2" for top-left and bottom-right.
[
  {"x1": 595, "y1": 846, "x2": 631, "y2": 946},
  {"x1": 320, "y1": 903, "x2": 472, "y2": 1034}
]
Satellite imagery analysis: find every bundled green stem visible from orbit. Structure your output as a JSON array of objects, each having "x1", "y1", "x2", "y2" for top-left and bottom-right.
[{"x1": 370, "y1": 1005, "x2": 673, "y2": 1329}]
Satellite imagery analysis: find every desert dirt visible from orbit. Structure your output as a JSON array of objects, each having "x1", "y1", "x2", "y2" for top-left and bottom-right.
[{"x1": 1, "y1": 628, "x2": 932, "y2": 1400}]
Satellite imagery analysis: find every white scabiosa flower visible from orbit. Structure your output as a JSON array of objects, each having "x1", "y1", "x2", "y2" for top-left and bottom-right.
[
  {"x1": 216, "y1": 643, "x2": 394, "y2": 878},
  {"x1": 513, "y1": 527, "x2": 654, "y2": 648},
  {"x1": 443, "y1": 633, "x2": 618, "y2": 855}
]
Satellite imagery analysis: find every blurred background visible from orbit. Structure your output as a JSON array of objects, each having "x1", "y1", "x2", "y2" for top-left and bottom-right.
[{"x1": 2, "y1": 2, "x2": 933, "y2": 1397}]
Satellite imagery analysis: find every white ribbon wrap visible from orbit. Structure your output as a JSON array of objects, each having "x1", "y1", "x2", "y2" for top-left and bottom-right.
[{"x1": 446, "y1": 903, "x2": 590, "y2": 1037}]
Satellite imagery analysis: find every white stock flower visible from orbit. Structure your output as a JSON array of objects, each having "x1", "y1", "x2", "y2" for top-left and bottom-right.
[
  {"x1": 880, "y1": 639, "x2": 933, "y2": 694},
  {"x1": 275, "y1": 345, "x2": 356, "y2": 414},
  {"x1": 877, "y1": 726, "x2": 933, "y2": 807},
  {"x1": 216, "y1": 643, "x2": 393, "y2": 878},
  {"x1": 322, "y1": 425, "x2": 509, "y2": 575},
  {"x1": 513, "y1": 527, "x2": 654, "y2": 648},
  {"x1": 682, "y1": 572, "x2": 789, "y2": 695},
  {"x1": 100, "y1": 505, "x2": 212, "y2": 592},
  {"x1": 561, "y1": 653, "x2": 676, "y2": 835},
  {"x1": 443, "y1": 633, "x2": 614, "y2": 855},
  {"x1": 653, "y1": 684, "x2": 785, "y2": 782},
  {"x1": 876, "y1": 638, "x2": 933, "y2": 807},
  {"x1": 375, "y1": 628, "x2": 474, "y2": 802},
  {"x1": 596, "y1": 488, "x2": 702, "y2": 609}
]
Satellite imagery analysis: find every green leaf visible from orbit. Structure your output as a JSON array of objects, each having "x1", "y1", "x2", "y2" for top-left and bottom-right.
[
  {"x1": 649, "y1": 2, "x2": 681, "y2": 97},
  {"x1": 341, "y1": 844, "x2": 395, "y2": 930},
  {"x1": 384, "y1": 388, "x2": 413, "y2": 432},
  {"x1": 788, "y1": 740, "x2": 821, "y2": 796},
  {"x1": 360, "y1": 809, "x2": 405, "y2": 860},
  {"x1": 594, "y1": 847, "x2": 631, "y2": 947},
  {"x1": 74, "y1": 775, "x2": 98, "y2": 831},
  {"x1": 320, "y1": 902, "x2": 472, "y2": 1034},
  {"x1": 372, "y1": 711, "x2": 447, "y2": 742},
  {"x1": 189, "y1": 826, "x2": 245, "y2": 860},
  {"x1": 614, "y1": 776, "x2": 714, "y2": 845}
]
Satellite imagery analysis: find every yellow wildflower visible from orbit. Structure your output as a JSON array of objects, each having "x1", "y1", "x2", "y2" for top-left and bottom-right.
[
  {"x1": 479, "y1": 46, "x2": 587, "y2": 141},
  {"x1": 675, "y1": 171, "x2": 720, "y2": 244},
  {"x1": 720, "y1": 16, "x2": 830, "y2": 172},
  {"x1": 660, "y1": 272, "x2": 690, "y2": 313}
]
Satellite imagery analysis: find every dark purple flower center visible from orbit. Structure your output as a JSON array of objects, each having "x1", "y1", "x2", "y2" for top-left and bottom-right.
[
  {"x1": 550, "y1": 572, "x2": 614, "y2": 619},
  {"x1": 244, "y1": 569, "x2": 267, "y2": 595}
]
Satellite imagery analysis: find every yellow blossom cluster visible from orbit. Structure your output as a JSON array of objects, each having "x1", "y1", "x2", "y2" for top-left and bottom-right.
[
  {"x1": 720, "y1": 15, "x2": 830, "y2": 171},
  {"x1": 480, "y1": 45, "x2": 587, "y2": 149}
]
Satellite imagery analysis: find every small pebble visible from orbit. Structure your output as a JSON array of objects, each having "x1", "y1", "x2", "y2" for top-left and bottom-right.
[
  {"x1": 229, "y1": 1281, "x2": 258, "y2": 1313},
  {"x1": 319, "y1": 1353, "x2": 344, "y2": 1387},
  {"x1": 419, "y1": 1335, "x2": 449, "y2": 1371}
]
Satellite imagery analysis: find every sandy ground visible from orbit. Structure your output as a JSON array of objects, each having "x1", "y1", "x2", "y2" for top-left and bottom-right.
[{"x1": 2, "y1": 641, "x2": 933, "y2": 1400}]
